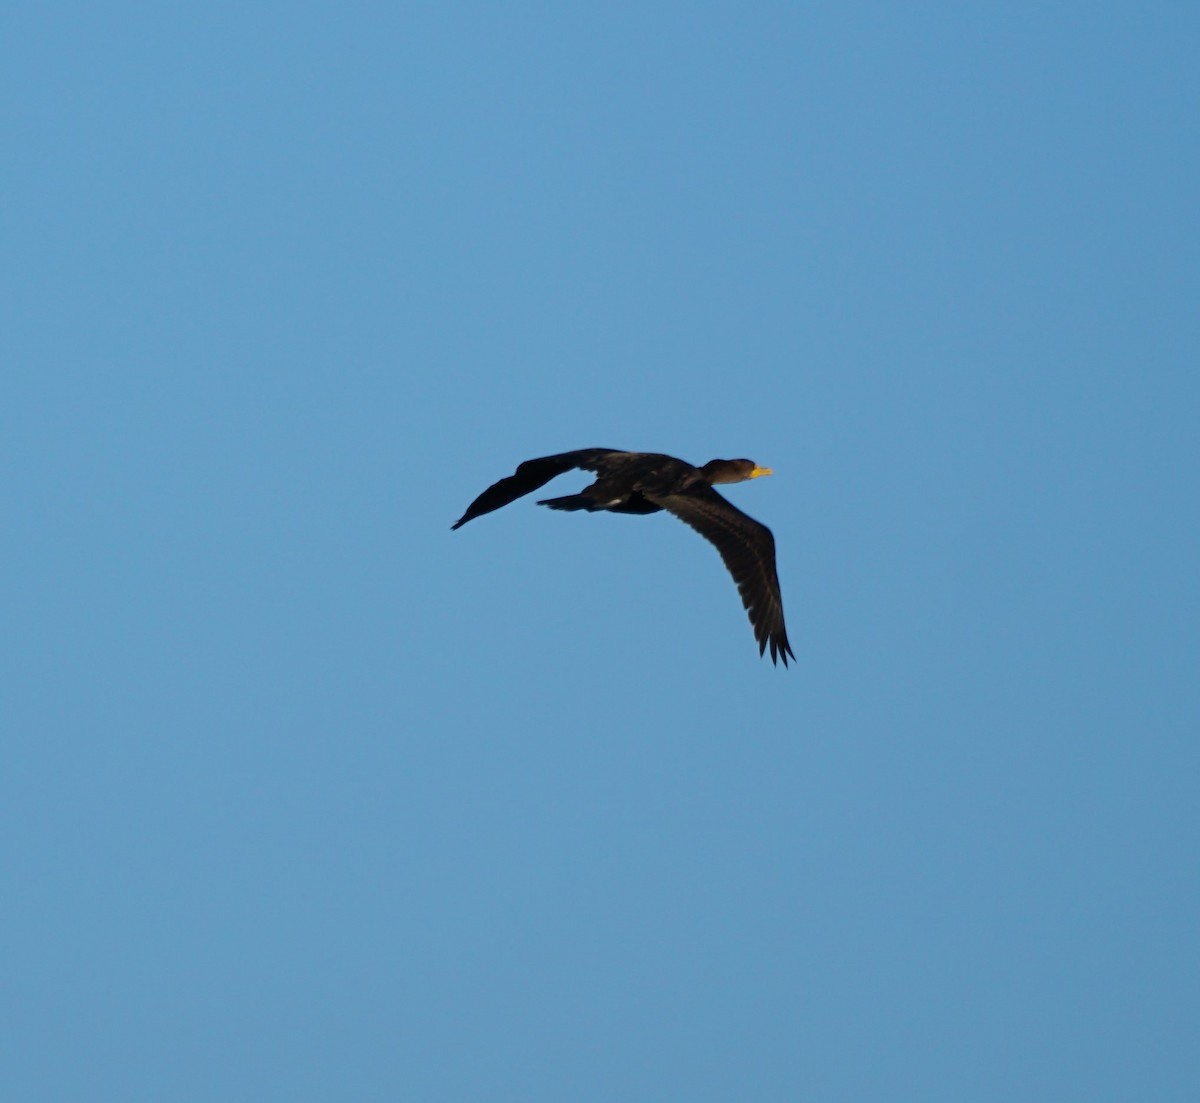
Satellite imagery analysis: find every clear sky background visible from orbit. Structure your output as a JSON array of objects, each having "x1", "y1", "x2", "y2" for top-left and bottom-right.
[{"x1": 4, "y1": 3, "x2": 1198, "y2": 1100}]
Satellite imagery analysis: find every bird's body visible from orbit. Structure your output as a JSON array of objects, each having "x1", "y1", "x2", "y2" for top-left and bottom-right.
[{"x1": 452, "y1": 449, "x2": 795, "y2": 666}]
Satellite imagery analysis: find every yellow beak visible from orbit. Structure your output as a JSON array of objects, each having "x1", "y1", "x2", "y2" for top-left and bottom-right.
[{"x1": 749, "y1": 466, "x2": 774, "y2": 478}]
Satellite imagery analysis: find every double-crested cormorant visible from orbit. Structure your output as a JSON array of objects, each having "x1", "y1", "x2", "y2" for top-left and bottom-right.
[{"x1": 452, "y1": 449, "x2": 795, "y2": 666}]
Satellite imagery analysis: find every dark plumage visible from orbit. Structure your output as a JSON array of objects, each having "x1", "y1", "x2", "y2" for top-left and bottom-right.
[{"x1": 452, "y1": 449, "x2": 795, "y2": 666}]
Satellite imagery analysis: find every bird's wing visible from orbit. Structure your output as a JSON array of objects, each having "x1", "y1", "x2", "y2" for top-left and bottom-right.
[
  {"x1": 452, "y1": 449, "x2": 620, "y2": 529},
  {"x1": 648, "y1": 483, "x2": 795, "y2": 666}
]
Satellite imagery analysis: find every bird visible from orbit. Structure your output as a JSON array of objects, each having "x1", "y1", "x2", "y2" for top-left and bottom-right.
[{"x1": 452, "y1": 449, "x2": 795, "y2": 666}]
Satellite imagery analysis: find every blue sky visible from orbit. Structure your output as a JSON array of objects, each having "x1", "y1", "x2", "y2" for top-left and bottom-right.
[{"x1": 4, "y1": 3, "x2": 1198, "y2": 1099}]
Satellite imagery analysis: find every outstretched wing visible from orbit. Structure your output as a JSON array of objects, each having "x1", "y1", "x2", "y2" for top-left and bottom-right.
[
  {"x1": 451, "y1": 449, "x2": 621, "y2": 529},
  {"x1": 648, "y1": 483, "x2": 795, "y2": 666}
]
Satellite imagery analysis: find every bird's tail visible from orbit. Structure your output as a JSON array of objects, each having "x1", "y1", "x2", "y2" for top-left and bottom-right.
[{"x1": 537, "y1": 494, "x2": 594, "y2": 512}]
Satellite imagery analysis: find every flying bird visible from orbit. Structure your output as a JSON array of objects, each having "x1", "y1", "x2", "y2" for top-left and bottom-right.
[{"x1": 452, "y1": 449, "x2": 795, "y2": 666}]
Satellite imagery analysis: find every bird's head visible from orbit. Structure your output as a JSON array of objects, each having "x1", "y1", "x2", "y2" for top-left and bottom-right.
[{"x1": 700, "y1": 458, "x2": 774, "y2": 485}]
